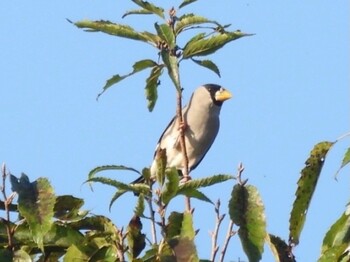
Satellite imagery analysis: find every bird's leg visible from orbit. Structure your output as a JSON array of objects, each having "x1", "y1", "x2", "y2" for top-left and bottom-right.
[{"x1": 174, "y1": 120, "x2": 188, "y2": 149}]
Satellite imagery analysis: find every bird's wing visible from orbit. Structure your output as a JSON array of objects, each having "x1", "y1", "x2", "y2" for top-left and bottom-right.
[
  {"x1": 153, "y1": 115, "x2": 178, "y2": 158},
  {"x1": 189, "y1": 141, "x2": 213, "y2": 171}
]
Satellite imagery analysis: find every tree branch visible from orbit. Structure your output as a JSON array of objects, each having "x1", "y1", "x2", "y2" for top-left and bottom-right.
[
  {"x1": 210, "y1": 199, "x2": 225, "y2": 261},
  {"x1": 219, "y1": 220, "x2": 235, "y2": 262},
  {"x1": 1, "y1": 163, "x2": 14, "y2": 249}
]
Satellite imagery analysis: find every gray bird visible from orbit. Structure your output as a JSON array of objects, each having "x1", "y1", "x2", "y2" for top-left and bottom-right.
[{"x1": 134, "y1": 84, "x2": 232, "y2": 183}]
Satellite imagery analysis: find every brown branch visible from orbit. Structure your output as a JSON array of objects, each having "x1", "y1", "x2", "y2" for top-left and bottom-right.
[
  {"x1": 1, "y1": 163, "x2": 14, "y2": 249},
  {"x1": 116, "y1": 227, "x2": 126, "y2": 262},
  {"x1": 210, "y1": 199, "x2": 226, "y2": 261},
  {"x1": 219, "y1": 220, "x2": 236, "y2": 262},
  {"x1": 168, "y1": 7, "x2": 191, "y2": 212},
  {"x1": 146, "y1": 188, "x2": 158, "y2": 244}
]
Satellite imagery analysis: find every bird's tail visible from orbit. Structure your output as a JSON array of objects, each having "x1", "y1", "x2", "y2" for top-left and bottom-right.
[{"x1": 131, "y1": 175, "x2": 145, "y2": 184}]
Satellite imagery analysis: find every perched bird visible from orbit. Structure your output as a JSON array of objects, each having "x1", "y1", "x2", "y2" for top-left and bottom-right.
[{"x1": 133, "y1": 84, "x2": 232, "y2": 183}]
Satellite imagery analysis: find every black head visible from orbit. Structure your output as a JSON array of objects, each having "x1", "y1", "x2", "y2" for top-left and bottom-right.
[{"x1": 203, "y1": 84, "x2": 232, "y2": 106}]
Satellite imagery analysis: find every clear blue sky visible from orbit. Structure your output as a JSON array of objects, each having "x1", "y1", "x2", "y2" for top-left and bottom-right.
[{"x1": 1, "y1": 1, "x2": 349, "y2": 261}]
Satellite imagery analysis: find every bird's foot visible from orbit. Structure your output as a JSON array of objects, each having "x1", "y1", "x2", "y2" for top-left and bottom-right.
[{"x1": 179, "y1": 175, "x2": 192, "y2": 185}]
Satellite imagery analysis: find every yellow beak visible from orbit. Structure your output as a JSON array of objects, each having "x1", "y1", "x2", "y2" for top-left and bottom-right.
[{"x1": 215, "y1": 88, "x2": 233, "y2": 102}]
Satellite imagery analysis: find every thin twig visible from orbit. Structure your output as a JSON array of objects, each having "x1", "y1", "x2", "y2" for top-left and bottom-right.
[
  {"x1": 219, "y1": 220, "x2": 235, "y2": 262},
  {"x1": 116, "y1": 227, "x2": 126, "y2": 262},
  {"x1": 210, "y1": 199, "x2": 226, "y2": 262},
  {"x1": 236, "y1": 162, "x2": 247, "y2": 186},
  {"x1": 1, "y1": 163, "x2": 14, "y2": 249},
  {"x1": 146, "y1": 186, "x2": 157, "y2": 244}
]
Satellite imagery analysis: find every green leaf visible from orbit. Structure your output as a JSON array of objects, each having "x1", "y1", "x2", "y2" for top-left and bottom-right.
[
  {"x1": 127, "y1": 215, "x2": 146, "y2": 259},
  {"x1": 318, "y1": 244, "x2": 350, "y2": 262},
  {"x1": 320, "y1": 203, "x2": 350, "y2": 260},
  {"x1": 161, "y1": 50, "x2": 181, "y2": 92},
  {"x1": 335, "y1": 147, "x2": 350, "y2": 178},
  {"x1": 182, "y1": 30, "x2": 253, "y2": 59},
  {"x1": 289, "y1": 141, "x2": 334, "y2": 245},
  {"x1": 171, "y1": 212, "x2": 199, "y2": 261},
  {"x1": 191, "y1": 58, "x2": 221, "y2": 77},
  {"x1": 155, "y1": 23, "x2": 175, "y2": 49},
  {"x1": 69, "y1": 215, "x2": 114, "y2": 231},
  {"x1": 165, "y1": 212, "x2": 184, "y2": 240},
  {"x1": 176, "y1": 188, "x2": 213, "y2": 204},
  {"x1": 88, "y1": 165, "x2": 141, "y2": 181},
  {"x1": 229, "y1": 184, "x2": 266, "y2": 262},
  {"x1": 109, "y1": 189, "x2": 128, "y2": 210},
  {"x1": 177, "y1": 174, "x2": 234, "y2": 192},
  {"x1": 98, "y1": 59, "x2": 158, "y2": 99},
  {"x1": 13, "y1": 250, "x2": 31, "y2": 262},
  {"x1": 175, "y1": 14, "x2": 217, "y2": 35},
  {"x1": 161, "y1": 167, "x2": 180, "y2": 205},
  {"x1": 131, "y1": 0, "x2": 165, "y2": 19},
  {"x1": 134, "y1": 194, "x2": 145, "y2": 217},
  {"x1": 122, "y1": 9, "x2": 153, "y2": 18},
  {"x1": 154, "y1": 148, "x2": 167, "y2": 185},
  {"x1": 73, "y1": 20, "x2": 157, "y2": 44},
  {"x1": 10, "y1": 174, "x2": 56, "y2": 252},
  {"x1": 90, "y1": 246, "x2": 119, "y2": 262},
  {"x1": 87, "y1": 177, "x2": 150, "y2": 195},
  {"x1": 179, "y1": 0, "x2": 198, "y2": 9},
  {"x1": 54, "y1": 195, "x2": 86, "y2": 220},
  {"x1": 43, "y1": 223, "x2": 85, "y2": 248},
  {"x1": 145, "y1": 64, "x2": 163, "y2": 111},
  {"x1": 267, "y1": 234, "x2": 295, "y2": 262}
]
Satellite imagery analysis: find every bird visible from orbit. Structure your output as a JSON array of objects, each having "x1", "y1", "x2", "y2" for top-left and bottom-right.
[{"x1": 133, "y1": 84, "x2": 232, "y2": 184}]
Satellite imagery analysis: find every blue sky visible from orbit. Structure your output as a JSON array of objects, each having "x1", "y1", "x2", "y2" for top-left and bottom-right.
[{"x1": 1, "y1": 1, "x2": 349, "y2": 261}]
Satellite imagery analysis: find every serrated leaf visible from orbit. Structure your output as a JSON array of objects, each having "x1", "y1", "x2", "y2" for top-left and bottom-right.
[
  {"x1": 182, "y1": 30, "x2": 253, "y2": 59},
  {"x1": 134, "y1": 194, "x2": 145, "y2": 217},
  {"x1": 10, "y1": 174, "x2": 56, "y2": 252},
  {"x1": 154, "y1": 148, "x2": 167, "y2": 185},
  {"x1": 335, "y1": 147, "x2": 350, "y2": 178},
  {"x1": 98, "y1": 59, "x2": 158, "y2": 99},
  {"x1": 320, "y1": 204, "x2": 350, "y2": 259},
  {"x1": 73, "y1": 20, "x2": 155, "y2": 43},
  {"x1": 122, "y1": 9, "x2": 153, "y2": 18},
  {"x1": 109, "y1": 189, "x2": 128, "y2": 210},
  {"x1": 88, "y1": 177, "x2": 150, "y2": 195},
  {"x1": 267, "y1": 234, "x2": 295, "y2": 262},
  {"x1": 127, "y1": 215, "x2": 146, "y2": 259},
  {"x1": 131, "y1": 0, "x2": 164, "y2": 19},
  {"x1": 175, "y1": 14, "x2": 217, "y2": 35},
  {"x1": 229, "y1": 184, "x2": 266, "y2": 262},
  {"x1": 191, "y1": 58, "x2": 221, "y2": 77},
  {"x1": 88, "y1": 165, "x2": 141, "y2": 181},
  {"x1": 54, "y1": 195, "x2": 85, "y2": 220},
  {"x1": 318, "y1": 244, "x2": 350, "y2": 262},
  {"x1": 165, "y1": 212, "x2": 184, "y2": 240},
  {"x1": 179, "y1": 0, "x2": 198, "y2": 9},
  {"x1": 177, "y1": 174, "x2": 234, "y2": 193},
  {"x1": 161, "y1": 50, "x2": 181, "y2": 92},
  {"x1": 161, "y1": 167, "x2": 180, "y2": 205},
  {"x1": 69, "y1": 215, "x2": 118, "y2": 236},
  {"x1": 145, "y1": 64, "x2": 163, "y2": 111},
  {"x1": 289, "y1": 141, "x2": 334, "y2": 245},
  {"x1": 176, "y1": 188, "x2": 213, "y2": 204},
  {"x1": 171, "y1": 212, "x2": 198, "y2": 261},
  {"x1": 155, "y1": 23, "x2": 175, "y2": 49}
]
